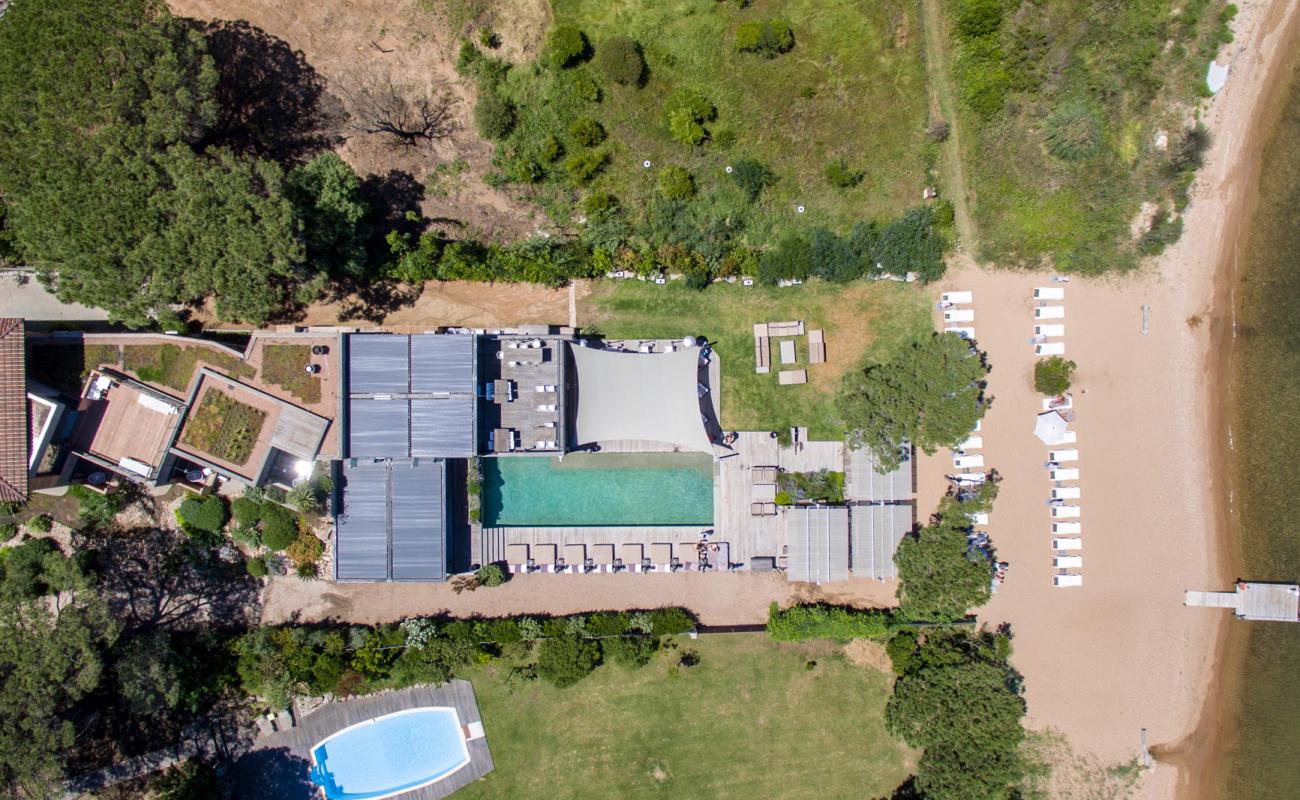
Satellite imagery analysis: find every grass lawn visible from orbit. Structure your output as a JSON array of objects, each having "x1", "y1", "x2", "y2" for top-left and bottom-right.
[
  {"x1": 503, "y1": 0, "x2": 927, "y2": 240},
  {"x1": 456, "y1": 634, "x2": 910, "y2": 800},
  {"x1": 123, "y1": 343, "x2": 254, "y2": 392},
  {"x1": 179, "y1": 390, "x2": 267, "y2": 466},
  {"x1": 259, "y1": 344, "x2": 321, "y2": 404},
  {"x1": 581, "y1": 280, "x2": 932, "y2": 439},
  {"x1": 26, "y1": 343, "x2": 121, "y2": 394}
]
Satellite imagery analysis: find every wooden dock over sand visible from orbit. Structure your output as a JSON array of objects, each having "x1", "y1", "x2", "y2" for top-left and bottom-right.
[{"x1": 1185, "y1": 581, "x2": 1300, "y2": 622}]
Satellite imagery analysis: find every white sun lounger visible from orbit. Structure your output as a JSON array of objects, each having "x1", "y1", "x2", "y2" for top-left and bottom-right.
[
  {"x1": 971, "y1": 511, "x2": 989, "y2": 525},
  {"x1": 1035, "y1": 306, "x2": 1065, "y2": 320},
  {"x1": 972, "y1": 419, "x2": 981, "y2": 432},
  {"x1": 1034, "y1": 287, "x2": 1066, "y2": 300},
  {"x1": 941, "y1": 291, "x2": 973, "y2": 304},
  {"x1": 1034, "y1": 324, "x2": 1065, "y2": 337},
  {"x1": 1048, "y1": 468, "x2": 1079, "y2": 481},
  {"x1": 960, "y1": 435, "x2": 983, "y2": 450},
  {"x1": 1053, "y1": 573, "x2": 1083, "y2": 588},
  {"x1": 943, "y1": 309, "x2": 975, "y2": 323},
  {"x1": 1052, "y1": 536, "x2": 1082, "y2": 550},
  {"x1": 1053, "y1": 555, "x2": 1083, "y2": 569},
  {"x1": 945, "y1": 326, "x2": 976, "y2": 339},
  {"x1": 948, "y1": 472, "x2": 986, "y2": 486},
  {"x1": 1051, "y1": 521, "x2": 1082, "y2": 534},
  {"x1": 1035, "y1": 342, "x2": 1066, "y2": 356},
  {"x1": 1051, "y1": 486, "x2": 1081, "y2": 500},
  {"x1": 1050, "y1": 505, "x2": 1081, "y2": 519},
  {"x1": 1048, "y1": 449, "x2": 1079, "y2": 463},
  {"x1": 953, "y1": 454, "x2": 985, "y2": 469}
]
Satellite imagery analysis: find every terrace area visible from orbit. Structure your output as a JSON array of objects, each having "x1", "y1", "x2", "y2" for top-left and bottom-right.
[
  {"x1": 70, "y1": 369, "x2": 185, "y2": 482},
  {"x1": 475, "y1": 335, "x2": 564, "y2": 454}
]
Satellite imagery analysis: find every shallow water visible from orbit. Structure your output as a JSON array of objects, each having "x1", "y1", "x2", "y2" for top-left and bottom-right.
[{"x1": 1217, "y1": 54, "x2": 1300, "y2": 799}]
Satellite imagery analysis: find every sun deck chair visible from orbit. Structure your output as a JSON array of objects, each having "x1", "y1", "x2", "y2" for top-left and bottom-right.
[
  {"x1": 960, "y1": 435, "x2": 983, "y2": 450},
  {"x1": 1048, "y1": 467, "x2": 1079, "y2": 481},
  {"x1": 1051, "y1": 521, "x2": 1082, "y2": 535},
  {"x1": 1053, "y1": 573, "x2": 1083, "y2": 588},
  {"x1": 943, "y1": 308, "x2": 975, "y2": 323},
  {"x1": 1034, "y1": 324, "x2": 1065, "y2": 337},
  {"x1": 1053, "y1": 555, "x2": 1083, "y2": 569},
  {"x1": 945, "y1": 326, "x2": 976, "y2": 340},
  {"x1": 953, "y1": 454, "x2": 985, "y2": 469},
  {"x1": 505, "y1": 543, "x2": 530, "y2": 574},
  {"x1": 564, "y1": 544, "x2": 587, "y2": 574},
  {"x1": 621, "y1": 543, "x2": 644, "y2": 573},
  {"x1": 1051, "y1": 486, "x2": 1081, "y2": 500},
  {"x1": 1051, "y1": 536, "x2": 1082, "y2": 551},
  {"x1": 649, "y1": 543, "x2": 673, "y2": 572},
  {"x1": 1035, "y1": 306, "x2": 1065, "y2": 320},
  {"x1": 1048, "y1": 449, "x2": 1079, "y2": 463},
  {"x1": 1035, "y1": 341, "x2": 1066, "y2": 356},
  {"x1": 971, "y1": 511, "x2": 990, "y2": 525},
  {"x1": 1058, "y1": 431, "x2": 1077, "y2": 444},
  {"x1": 1034, "y1": 287, "x2": 1066, "y2": 300},
  {"x1": 941, "y1": 291, "x2": 973, "y2": 304},
  {"x1": 533, "y1": 544, "x2": 557, "y2": 573},
  {"x1": 1050, "y1": 505, "x2": 1081, "y2": 519},
  {"x1": 592, "y1": 544, "x2": 615, "y2": 573}
]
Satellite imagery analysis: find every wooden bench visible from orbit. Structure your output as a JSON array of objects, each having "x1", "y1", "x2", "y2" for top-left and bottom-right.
[
  {"x1": 808, "y1": 329, "x2": 826, "y2": 364},
  {"x1": 778, "y1": 369, "x2": 807, "y2": 385}
]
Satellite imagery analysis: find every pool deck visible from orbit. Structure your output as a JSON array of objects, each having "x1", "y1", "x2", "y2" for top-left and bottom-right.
[{"x1": 252, "y1": 680, "x2": 494, "y2": 799}]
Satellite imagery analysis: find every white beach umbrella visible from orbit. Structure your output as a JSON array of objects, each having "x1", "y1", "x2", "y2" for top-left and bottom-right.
[{"x1": 1034, "y1": 411, "x2": 1071, "y2": 445}]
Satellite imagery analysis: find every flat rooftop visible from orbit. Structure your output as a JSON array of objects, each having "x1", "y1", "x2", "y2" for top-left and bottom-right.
[
  {"x1": 72, "y1": 370, "x2": 184, "y2": 480},
  {"x1": 335, "y1": 458, "x2": 448, "y2": 582}
]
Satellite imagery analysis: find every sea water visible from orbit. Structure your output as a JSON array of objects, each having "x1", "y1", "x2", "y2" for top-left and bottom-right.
[{"x1": 1216, "y1": 52, "x2": 1300, "y2": 798}]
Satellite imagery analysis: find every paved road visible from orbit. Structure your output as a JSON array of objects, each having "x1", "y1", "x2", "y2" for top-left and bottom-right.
[{"x1": 0, "y1": 270, "x2": 108, "y2": 321}]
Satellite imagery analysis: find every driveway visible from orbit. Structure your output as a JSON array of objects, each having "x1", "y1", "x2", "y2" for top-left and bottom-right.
[{"x1": 0, "y1": 270, "x2": 108, "y2": 321}]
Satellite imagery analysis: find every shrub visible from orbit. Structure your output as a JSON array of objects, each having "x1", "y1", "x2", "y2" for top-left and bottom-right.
[
  {"x1": 664, "y1": 88, "x2": 715, "y2": 146},
  {"x1": 766, "y1": 603, "x2": 892, "y2": 642},
  {"x1": 69, "y1": 485, "x2": 125, "y2": 529},
  {"x1": 0, "y1": 537, "x2": 62, "y2": 598},
  {"x1": 647, "y1": 607, "x2": 695, "y2": 635},
  {"x1": 231, "y1": 496, "x2": 261, "y2": 528},
  {"x1": 246, "y1": 557, "x2": 267, "y2": 578},
  {"x1": 231, "y1": 526, "x2": 261, "y2": 549},
  {"x1": 1139, "y1": 211, "x2": 1184, "y2": 256},
  {"x1": 602, "y1": 635, "x2": 657, "y2": 667},
  {"x1": 564, "y1": 149, "x2": 608, "y2": 183},
  {"x1": 569, "y1": 73, "x2": 602, "y2": 103},
  {"x1": 177, "y1": 494, "x2": 228, "y2": 534},
  {"x1": 729, "y1": 158, "x2": 776, "y2": 200},
  {"x1": 954, "y1": 0, "x2": 1005, "y2": 39},
  {"x1": 568, "y1": 117, "x2": 606, "y2": 147},
  {"x1": 597, "y1": 35, "x2": 645, "y2": 86},
  {"x1": 474, "y1": 92, "x2": 516, "y2": 139},
  {"x1": 825, "y1": 160, "x2": 864, "y2": 188},
  {"x1": 735, "y1": 19, "x2": 795, "y2": 57},
  {"x1": 711, "y1": 127, "x2": 737, "y2": 149},
  {"x1": 757, "y1": 234, "x2": 811, "y2": 285},
  {"x1": 475, "y1": 563, "x2": 506, "y2": 587},
  {"x1": 582, "y1": 191, "x2": 618, "y2": 216},
  {"x1": 809, "y1": 228, "x2": 862, "y2": 282},
  {"x1": 545, "y1": 24, "x2": 589, "y2": 69},
  {"x1": 885, "y1": 630, "x2": 918, "y2": 674},
  {"x1": 296, "y1": 561, "x2": 320, "y2": 581},
  {"x1": 478, "y1": 28, "x2": 500, "y2": 49},
  {"x1": 26, "y1": 514, "x2": 52, "y2": 533},
  {"x1": 1034, "y1": 356, "x2": 1076, "y2": 396},
  {"x1": 538, "y1": 135, "x2": 564, "y2": 163},
  {"x1": 285, "y1": 533, "x2": 324, "y2": 565},
  {"x1": 537, "y1": 635, "x2": 600, "y2": 687},
  {"x1": 260, "y1": 504, "x2": 298, "y2": 551},
  {"x1": 1044, "y1": 101, "x2": 1102, "y2": 162},
  {"x1": 955, "y1": 37, "x2": 1011, "y2": 116},
  {"x1": 657, "y1": 166, "x2": 695, "y2": 199}
]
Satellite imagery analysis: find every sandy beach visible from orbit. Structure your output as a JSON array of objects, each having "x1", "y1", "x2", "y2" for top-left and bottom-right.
[{"x1": 917, "y1": 1, "x2": 1300, "y2": 796}]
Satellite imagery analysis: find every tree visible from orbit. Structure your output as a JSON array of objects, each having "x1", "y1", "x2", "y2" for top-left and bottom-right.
[
  {"x1": 1034, "y1": 356, "x2": 1076, "y2": 395},
  {"x1": 176, "y1": 494, "x2": 229, "y2": 535},
  {"x1": 474, "y1": 91, "x2": 517, "y2": 140},
  {"x1": 657, "y1": 166, "x2": 696, "y2": 200},
  {"x1": 729, "y1": 158, "x2": 776, "y2": 200},
  {"x1": 839, "y1": 333, "x2": 989, "y2": 471},
  {"x1": 597, "y1": 36, "x2": 646, "y2": 86},
  {"x1": 895, "y1": 495, "x2": 995, "y2": 621},
  {"x1": 873, "y1": 206, "x2": 945, "y2": 282},
  {"x1": 735, "y1": 19, "x2": 795, "y2": 57},
  {"x1": 286, "y1": 153, "x2": 372, "y2": 280},
  {"x1": 116, "y1": 631, "x2": 184, "y2": 714},
  {"x1": 568, "y1": 117, "x2": 606, "y2": 147},
  {"x1": 260, "y1": 504, "x2": 298, "y2": 551},
  {"x1": 0, "y1": 551, "x2": 116, "y2": 798},
  {"x1": 886, "y1": 632, "x2": 1026, "y2": 800},
  {"x1": 154, "y1": 760, "x2": 218, "y2": 800},
  {"x1": 664, "y1": 88, "x2": 715, "y2": 146},
  {"x1": 545, "y1": 25, "x2": 589, "y2": 69},
  {"x1": 342, "y1": 76, "x2": 457, "y2": 149},
  {"x1": 537, "y1": 635, "x2": 599, "y2": 687}
]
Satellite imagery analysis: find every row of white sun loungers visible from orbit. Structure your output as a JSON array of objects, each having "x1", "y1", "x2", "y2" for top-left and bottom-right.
[
  {"x1": 941, "y1": 290, "x2": 975, "y2": 340},
  {"x1": 1036, "y1": 284, "x2": 1083, "y2": 586},
  {"x1": 505, "y1": 541, "x2": 731, "y2": 574}
]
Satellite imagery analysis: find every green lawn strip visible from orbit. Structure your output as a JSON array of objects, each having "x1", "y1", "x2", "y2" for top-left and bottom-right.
[
  {"x1": 512, "y1": 0, "x2": 926, "y2": 238},
  {"x1": 456, "y1": 634, "x2": 909, "y2": 800},
  {"x1": 179, "y1": 390, "x2": 266, "y2": 466},
  {"x1": 122, "y1": 343, "x2": 254, "y2": 392},
  {"x1": 583, "y1": 280, "x2": 932, "y2": 438},
  {"x1": 258, "y1": 344, "x2": 321, "y2": 404}
]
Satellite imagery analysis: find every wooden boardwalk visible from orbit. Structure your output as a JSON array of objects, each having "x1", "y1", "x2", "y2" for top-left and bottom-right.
[
  {"x1": 248, "y1": 681, "x2": 493, "y2": 800},
  {"x1": 1186, "y1": 582, "x2": 1300, "y2": 622}
]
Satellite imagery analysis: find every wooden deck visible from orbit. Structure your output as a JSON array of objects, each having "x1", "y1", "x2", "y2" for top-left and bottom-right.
[
  {"x1": 1186, "y1": 582, "x2": 1300, "y2": 622},
  {"x1": 249, "y1": 681, "x2": 493, "y2": 800}
]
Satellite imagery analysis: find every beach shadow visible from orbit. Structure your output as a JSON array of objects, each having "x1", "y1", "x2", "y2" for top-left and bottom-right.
[
  {"x1": 227, "y1": 747, "x2": 316, "y2": 800},
  {"x1": 195, "y1": 20, "x2": 343, "y2": 163}
]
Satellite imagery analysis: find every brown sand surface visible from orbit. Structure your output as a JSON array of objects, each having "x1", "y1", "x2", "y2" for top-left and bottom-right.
[
  {"x1": 917, "y1": 3, "x2": 1300, "y2": 796},
  {"x1": 261, "y1": 571, "x2": 897, "y2": 626}
]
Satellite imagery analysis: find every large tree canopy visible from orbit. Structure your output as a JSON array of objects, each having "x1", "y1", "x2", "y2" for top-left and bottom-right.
[
  {"x1": 886, "y1": 632, "x2": 1026, "y2": 800},
  {"x1": 895, "y1": 482, "x2": 999, "y2": 621},
  {"x1": 839, "y1": 332, "x2": 989, "y2": 471},
  {"x1": 0, "y1": 0, "x2": 342, "y2": 325}
]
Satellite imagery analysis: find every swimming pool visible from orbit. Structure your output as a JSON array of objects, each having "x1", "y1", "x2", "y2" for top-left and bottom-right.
[
  {"x1": 309, "y1": 707, "x2": 469, "y2": 800},
  {"x1": 481, "y1": 452, "x2": 714, "y2": 527}
]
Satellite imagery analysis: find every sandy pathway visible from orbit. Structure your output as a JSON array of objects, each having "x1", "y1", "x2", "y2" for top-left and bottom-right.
[{"x1": 917, "y1": 2, "x2": 1300, "y2": 797}]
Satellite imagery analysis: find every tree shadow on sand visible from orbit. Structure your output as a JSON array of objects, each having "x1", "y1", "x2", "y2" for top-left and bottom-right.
[{"x1": 194, "y1": 19, "x2": 344, "y2": 164}]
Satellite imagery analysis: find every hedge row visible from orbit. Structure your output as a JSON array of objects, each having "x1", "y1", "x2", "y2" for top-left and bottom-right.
[{"x1": 765, "y1": 602, "x2": 893, "y2": 642}]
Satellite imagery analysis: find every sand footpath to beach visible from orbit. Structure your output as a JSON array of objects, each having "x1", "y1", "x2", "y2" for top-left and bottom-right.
[{"x1": 917, "y1": 2, "x2": 1300, "y2": 797}]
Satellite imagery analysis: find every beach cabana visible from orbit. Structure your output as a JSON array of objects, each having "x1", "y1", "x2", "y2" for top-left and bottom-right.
[{"x1": 1034, "y1": 411, "x2": 1072, "y2": 445}]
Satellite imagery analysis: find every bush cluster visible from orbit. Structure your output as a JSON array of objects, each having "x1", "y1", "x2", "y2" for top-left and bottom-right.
[
  {"x1": 568, "y1": 117, "x2": 606, "y2": 147},
  {"x1": 766, "y1": 603, "x2": 893, "y2": 642},
  {"x1": 756, "y1": 207, "x2": 945, "y2": 286},
  {"x1": 824, "y1": 160, "x2": 865, "y2": 188},
  {"x1": 735, "y1": 19, "x2": 795, "y2": 57},
  {"x1": 1033, "y1": 355, "x2": 1076, "y2": 396},
  {"x1": 474, "y1": 92, "x2": 516, "y2": 140},
  {"x1": 657, "y1": 166, "x2": 695, "y2": 199},
  {"x1": 729, "y1": 158, "x2": 776, "y2": 200},
  {"x1": 597, "y1": 35, "x2": 645, "y2": 86},
  {"x1": 664, "y1": 88, "x2": 715, "y2": 146},
  {"x1": 545, "y1": 24, "x2": 589, "y2": 69},
  {"x1": 952, "y1": 0, "x2": 1011, "y2": 116},
  {"x1": 176, "y1": 494, "x2": 228, "y2": 535},
  {"x1": 259, "y1": 503, "x2": 299, "y2": 551},
  {"x1": 1044, "y1": 101, "x2": 1103, "y2": 162}
]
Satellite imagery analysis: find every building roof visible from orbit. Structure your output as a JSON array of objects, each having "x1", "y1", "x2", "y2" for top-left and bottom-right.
[
  {"x1": 345, "y1": 334, "x2": 476, "y2": 458},
  {"x1": 784, "y1": 505, "x2": 850, "y2": 584},
  {"x1": 335, "y1": 459, "x2": 448, "y2": 582},
  {"x1": 567, "y1": 344, "x2": 713, "y2": 453},
  {"x1": 849, "y1": 504, "x2": 913, "y2": 580},
  {"x1": 0, "y1": 318, "x2": 26, "y2": 501},
  {"x1": 845, "y1": 446, "x2": 913, "y2": 502}
]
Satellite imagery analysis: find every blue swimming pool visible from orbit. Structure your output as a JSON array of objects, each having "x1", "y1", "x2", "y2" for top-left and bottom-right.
[
  {"x1": 309, "y1": 708, "x2": 469, "y2": 800},
  {"x1": 482, "y1": 452, "x2": 714, "y2": 527}
]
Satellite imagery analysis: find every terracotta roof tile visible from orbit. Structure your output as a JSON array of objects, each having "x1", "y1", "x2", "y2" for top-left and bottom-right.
[{"x1": 0, "y1": 318, "x2": 28, "y2": 502}]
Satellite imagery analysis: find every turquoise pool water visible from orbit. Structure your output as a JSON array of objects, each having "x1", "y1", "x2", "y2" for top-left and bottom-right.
[
  {"x1": 309, "y1": 708, "x2": 468, "y2": 800},
  {"x1": 482, "y1": 452, "x2": 714, "y2": 527}
]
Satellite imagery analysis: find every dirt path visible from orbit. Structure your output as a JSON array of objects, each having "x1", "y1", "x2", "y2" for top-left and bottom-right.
[{"x1": 918, "y1": 0, "x2": 977, "y2": 250}]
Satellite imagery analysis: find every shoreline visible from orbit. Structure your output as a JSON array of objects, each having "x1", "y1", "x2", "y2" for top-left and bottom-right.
[{"x1": 1177, "y1": 1, "x2": 1300, "y2": 796}]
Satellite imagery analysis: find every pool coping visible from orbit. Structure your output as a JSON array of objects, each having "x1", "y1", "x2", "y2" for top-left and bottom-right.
[{"x1": 310, "y1": 707, "x2": 472, "y2": 800}]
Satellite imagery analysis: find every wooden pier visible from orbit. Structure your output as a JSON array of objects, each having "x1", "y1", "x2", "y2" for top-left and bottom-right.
[{"x1": 1185, "y1": 581, "x2": 1300, "y2": 622}]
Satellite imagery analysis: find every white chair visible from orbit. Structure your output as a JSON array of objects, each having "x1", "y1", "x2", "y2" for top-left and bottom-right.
[
  {"x1": 1051, "y1": 486, "x2": 1081, "y2": 500},
  {"x1": 1048, "y1": 449, "x2": 1079, "y2": 463},
  {"x1": 1051, "y1": 522, "x2": 1081, "y2": 534},
  {"x1": 1035, "y1": 306, "x2": 1065, "y2": 320},
  {"x1": 1053, "y1": 573, "x2": 1083, "y2": 588},
  {"x1": 1050, "y1": 506, "x2": 1080, "y2": 519},
  {"x1": 941, "y1": 291, "x2": 973, "y2": 304},
  {"x1": 1034, "y1": 287, "x2": 1065, "y2": 300},
  {"x1": 943, "y1": 309, "x2": 975, "y2": 323},
  {"x1": 1052, "y1": 536, "x2": 1082, "y2": 551},
  {"x1": 1035, "y1": 342, "x2": 1066, "y2": 356}
]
